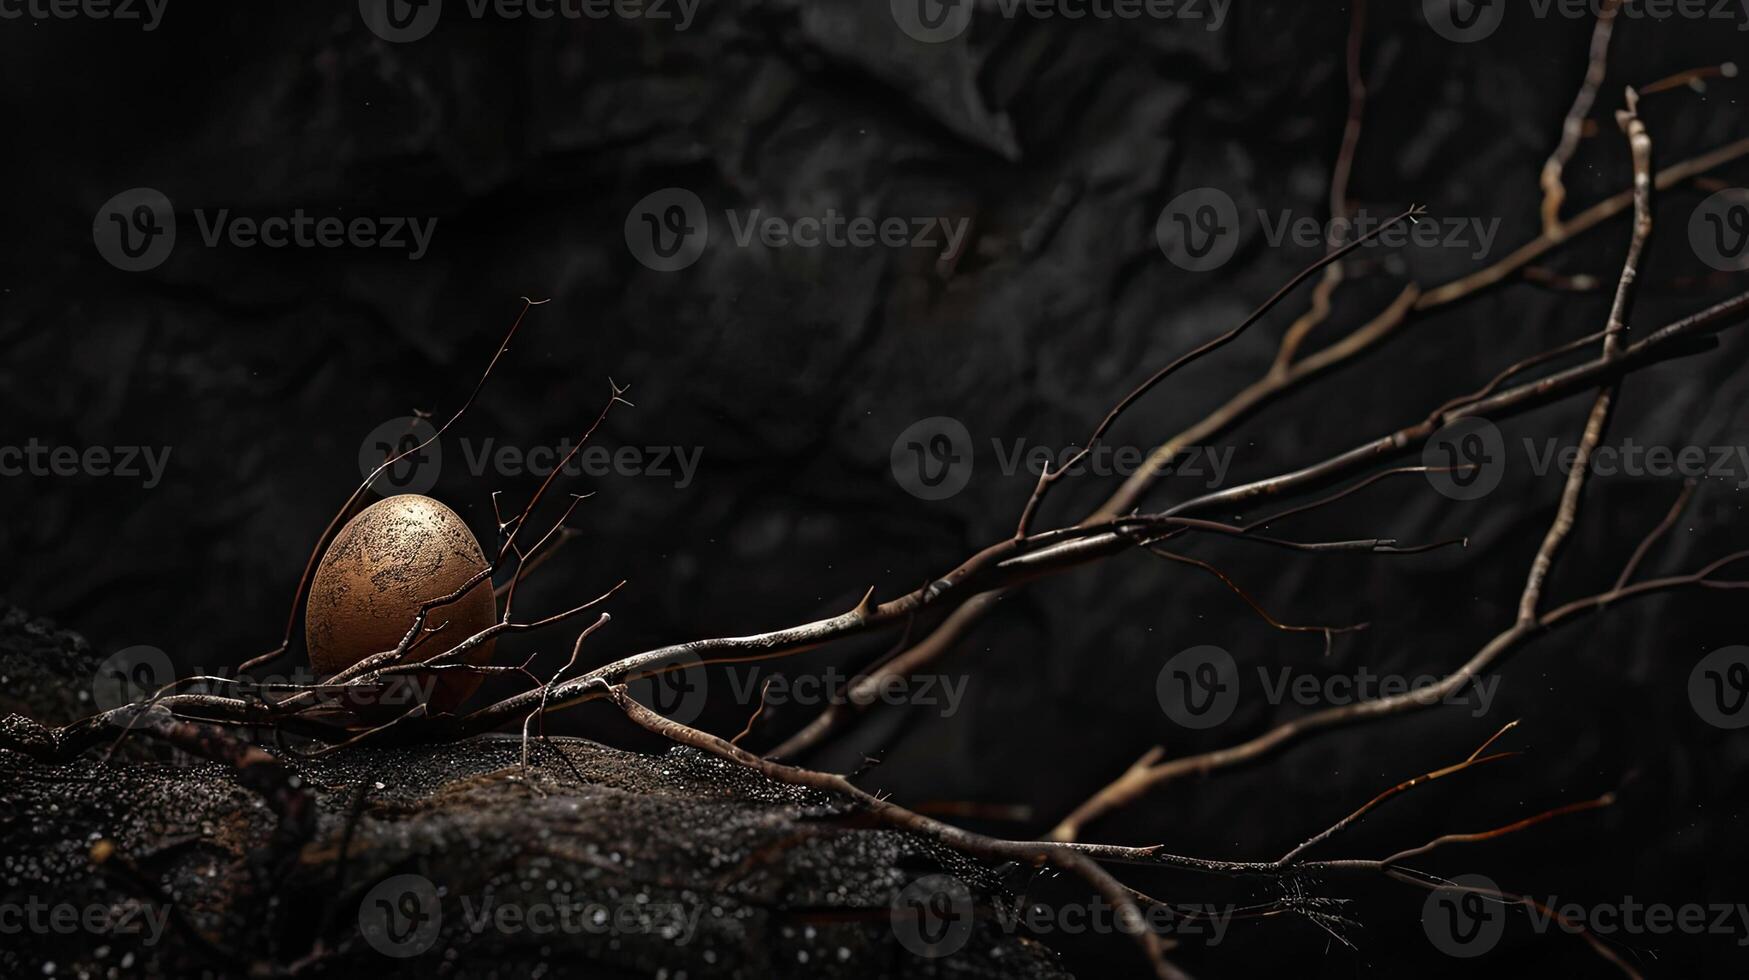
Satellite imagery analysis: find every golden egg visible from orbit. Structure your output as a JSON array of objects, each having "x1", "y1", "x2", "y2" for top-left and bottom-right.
[{"x1": 305, "y1": 494, "x2": 497, "y2": 713}]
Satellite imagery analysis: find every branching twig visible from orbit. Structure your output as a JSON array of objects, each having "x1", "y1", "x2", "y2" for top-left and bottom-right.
[
  {"x1": 1049, "y1": 84, "x2": 1667, "y2": 843},
  {"x1": 766, "y1": 133, "x2": 1749, "y2": 761},
  {"x1": 1144, "y1": 546, "x2": 1369, "y2": 648},
  {"x1": 243, "y1": 298, "x2": 547, "y2": 676},
  {"x1": 1013, "y1": 206, "x2": 1424, "y2": 539},
  {"x1": 1277, "y1": 721, "x2": 1520, "y2": 865},
  {"x1": 1612, "y1": 479, "x2": 1695, "y2": 592},
  {"x1": 582, "y1": 680, "x2": 1620, "y2": 977}
]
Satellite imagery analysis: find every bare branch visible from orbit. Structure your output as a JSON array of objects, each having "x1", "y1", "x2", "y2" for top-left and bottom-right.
[{"x1": 1014, "y1": 206, "x2": 1423, "y2": 538}]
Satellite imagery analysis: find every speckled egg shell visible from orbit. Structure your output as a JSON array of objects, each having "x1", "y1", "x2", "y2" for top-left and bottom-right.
[{"x1": 305, "y1": 494, "x2": 496, "y2": 712}]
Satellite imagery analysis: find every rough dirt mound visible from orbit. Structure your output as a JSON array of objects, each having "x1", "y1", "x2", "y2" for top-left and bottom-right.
[{"x1": 0, "y1": 605, "x2": 1070, "y2": 979}]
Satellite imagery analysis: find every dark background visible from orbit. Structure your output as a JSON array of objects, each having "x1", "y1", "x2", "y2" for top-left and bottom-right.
[{"x1": 2, "y1": 1, "x2": 1747, "y2": 975}]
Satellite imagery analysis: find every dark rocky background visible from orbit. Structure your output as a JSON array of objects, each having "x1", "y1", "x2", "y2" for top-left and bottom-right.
[{"x1": 2, "y1": 0, "x2": 1747, "y2": 975}]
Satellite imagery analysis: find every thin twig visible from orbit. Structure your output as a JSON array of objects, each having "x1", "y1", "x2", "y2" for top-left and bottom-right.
[
  {"x1": 1612, "y1": 479, "x2": 1695, "y2": 592},
  {"x1": 1013, "y1": 206, "x2": 1423, "y2": 538},
  {"x1": 1276, "y1": 721, "x2": 1520, "y2": 865},
  {"x1": 1540, "y1": 0, "x2": 1622, "y2": 235},
  {"x1": 1145, "y1": 546, "x2": 1369, "y2": 645},
  {"x1": 244, "y1": 298, "x2": 546, "y2": 675}
]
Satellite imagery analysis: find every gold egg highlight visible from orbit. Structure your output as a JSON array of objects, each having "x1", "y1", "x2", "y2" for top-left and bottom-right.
[{"x1": 305, "y1": 494, "x2": 496, "y2": 713}]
